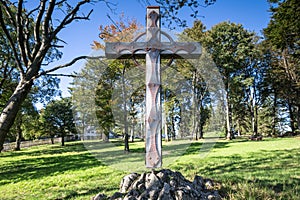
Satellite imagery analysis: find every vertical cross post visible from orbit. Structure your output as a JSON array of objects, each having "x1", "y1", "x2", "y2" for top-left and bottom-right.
[
  {"x1": 145, "y1": 6, "x2": 162, "y2": 168},
  {"x1": 105, "y1": 6, "x2": 201, "y2": 169}
]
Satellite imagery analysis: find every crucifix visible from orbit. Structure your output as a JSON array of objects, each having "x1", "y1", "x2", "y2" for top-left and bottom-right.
[{"x1": 105, "y1": 6, "x2": 201, "y2": 168}]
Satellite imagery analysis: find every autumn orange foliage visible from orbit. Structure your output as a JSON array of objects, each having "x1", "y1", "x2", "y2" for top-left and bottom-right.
[{"x1": 92, "y1": 15, "x2": 142, "y2": 50}]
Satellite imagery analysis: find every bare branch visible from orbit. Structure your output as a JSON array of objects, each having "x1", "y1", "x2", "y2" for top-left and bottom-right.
[
  {"x1": 0, "y1": 63, "x2": 9, "y2": 90},
  {"x1": 32, "y1": 0, "x2": 46, "y2": 59},
  {"x1": 16, "y1": 0, "x2": 29, "y2": 66},
  {"x1": 45, "y1": 73, "x2": 78, "y2": 78},
  {"x1": 0, "y1": 0, "x2": 17, "y2": 27},
  {"x1": 55, "y1": 0, "x2": 67, "y2": 6},
  {"x1": 101, "y1": 0, "x2": 117, "y2": 13},
  {"x1": 35, "y1": 55, "x2": 105, "y2": 79},
  {"x1": 42, "y1": 0, "x2": 56, "y2": 42},
  {"x1": 0, "y1": 4, "x2": 25, "y2": 79},
  {"x1": 51, "y1": 0, "x2": 92, "y2": 39},
  {"x1": 0, "y1": 51, "x2": 16, "y2": 99},
  {"x1": 51, "y1": 44, "x2": 65, "y2": 48},
  {"x1": 106, "y1": 14, "x2": 122, "y2": 32},
  {"x1": 56, "y1": 37, "x2": 68, "y2": 45},
  {"x1": 71, "y1": 8, "x2": 93, "y2": 21},
  {"x1": 27, "y1": 4, "x2": 40, "y2": 16},
  {"x1": 24, "y1": 13, "x2": 33, "y2": 62}
]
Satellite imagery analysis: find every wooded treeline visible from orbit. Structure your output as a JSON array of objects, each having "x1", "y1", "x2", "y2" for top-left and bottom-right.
[
  {"x1": 0, "y1": 0, "x2": 299, "y2": 152},
  {"x1": 0, "y1": 0, "x2": 222, "y2": 152},
  {"x1": 71, "y1": 0, "x2": 299, "y2": 146}
]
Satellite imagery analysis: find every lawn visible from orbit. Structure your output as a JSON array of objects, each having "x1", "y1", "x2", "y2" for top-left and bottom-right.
[{"x1": 0, "y1": 137, "x2": 299, "y2": 199}]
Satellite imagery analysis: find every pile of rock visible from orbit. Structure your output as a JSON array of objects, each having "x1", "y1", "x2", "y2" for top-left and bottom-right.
[{"x1": 92, "y1": 169, "x2": 222, "y2": 200}]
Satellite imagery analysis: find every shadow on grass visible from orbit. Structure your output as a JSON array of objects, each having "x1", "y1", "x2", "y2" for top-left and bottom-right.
[
  {"x1": 172, "y1": 147, "x2": 300, "y2": 198},
  {"x1": 183, "y1": 139, "x2": 227, "y2": 155},
  {"x1": 0, "y1": 142, "x2": 105, "y2": 186},
  {"x1": 0, "y1": 142, "x2": 83, "y2": 158},
  {"x1": 182, "y1": 137, "x2": 256, "y2": 156},
  {"x1": 59, "y1": 186, "x2": 107, "y2": 200},
  {"x1": 83, "y1": 139, "x2": 195, "y2": 172}
]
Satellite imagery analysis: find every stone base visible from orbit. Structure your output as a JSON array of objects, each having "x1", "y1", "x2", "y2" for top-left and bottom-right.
[{"x1": 92, "y1": 169, "x2": 222, "y2": 200}]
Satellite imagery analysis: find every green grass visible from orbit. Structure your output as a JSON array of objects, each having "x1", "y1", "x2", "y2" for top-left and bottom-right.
[
  {"x1": 0, "y1": 143, "x2": 125, "y2": 200},
  {"x1": 0, "y1": 137, "x2": 299, "y2": 199},
  {"x1": 172, "y1": 137, "x2": 300, "y2": 199}
]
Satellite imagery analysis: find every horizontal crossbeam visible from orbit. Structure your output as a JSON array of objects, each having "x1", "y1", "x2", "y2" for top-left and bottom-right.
[{"x1": 105, "y1": 42, "x2": 201, "y2": 59}]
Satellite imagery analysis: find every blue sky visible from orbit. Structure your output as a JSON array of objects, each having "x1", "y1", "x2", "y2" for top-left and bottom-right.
[{"x1": 49, "y1": 0, "x2": 271, "y2": 97}]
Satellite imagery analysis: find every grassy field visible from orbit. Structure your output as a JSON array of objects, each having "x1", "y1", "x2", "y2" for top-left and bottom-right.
[{"x1": 0, "y1": 137, "x2": 299, "y2": 199}]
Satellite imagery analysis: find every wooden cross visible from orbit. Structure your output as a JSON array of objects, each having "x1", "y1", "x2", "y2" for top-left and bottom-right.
[{"x1": 105, "y1": 6, "x2": 201, "y2": 168}]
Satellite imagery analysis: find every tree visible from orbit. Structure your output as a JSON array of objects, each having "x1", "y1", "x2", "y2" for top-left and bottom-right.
[
  {"x1": 11, "y1": 96, "x2": 39, "y2": 150},
  {"x1": 94, "y1": 18, "x2": 141, "y2": 151},
  {"x1": 72, "y1": 18, "x2": 141, "y2": 151},
  {"x1": 95, "y1": 65, "x2": 116, "y2": 142},
  {"x1": 0, "y1": 0, "x2": 218, "y2": 152},
  {"x1": 71, "y1": 58, "x2": 110, "y2": 141},
  {"x1": 203, "y1": 22, "x2": 257, "y2": 139},
  {"x1": 1, "y1": 52, "x2": 60, "y2": 149},
  {"x1": 264, "y1": 0, "x2": 300, "y2": 133},
  {"x1": 181, "y1": 21, "x2": 212, "y2": 139},
  {"x1": 41, "y1": 98, "x2": 76, "y2": 146},
  {"x1": 0, "y1": 0, "x2": 98, "y2": 152}
]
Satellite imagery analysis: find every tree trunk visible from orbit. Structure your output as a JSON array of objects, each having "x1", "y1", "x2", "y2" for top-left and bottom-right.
[
  {"x1": 124, "y1": 127, "x2": 129, "y2": 151},
  {"x1": 123, "y1": 103, "x2": 129, "y2": 150},
  {"x1": 164, "y1": 123, "x2": 169, "y2": 142},
  {"x1": 199, "y1": 102, "x2": 204, "y2": 139},
  {"x1": 296, "y1": 104, "x2": 300, "y2": 131},
  {"x1": 14, "y1": 116, "x2": 22, "y2": 151},
  {"x1": 237, "y1": 120, "x2": 241, "y2": 136},
  {"x1": 199, "y1": 123, "x2": 204, "y2": 139},
  {"x1": 250, "y1": 93, "x2": 257, "y2": 136},
  {"x1": 121, "y1": 66, "x2": 129, "y2": 152},
  {"x1": 81, "y1": 116, "x2": 85, "y2": 141},
  {"x1": 50, "y1": 136, "x2": 54, "y2": 144},
  {"x1": 238, "y1": 129, "x2": 241, "y2": 136},
  {"x1": 140, "y1": 120, "x2": 144, "y2": 141},
  {"x1": 130, "y1": 124, "x2": 134, "y2": 142},
  {"x1": 249, "y1": 82, "x2": 259, "y2": 137},
  {"x1": 225, "y1": 89, "x2": 232, "y2": 140},
  {"x1": 296, "y1": 91, "x2": 300, "y2": 131},
  {"x1": 251, "y1": 104, "x2": 258, "y2": 136},
  {"x1": 194, "y1": 120, "x2": 198, "y2": 140},
  {"x1": 251, "y1": 113, "x2": 255, "y2": 135},
  {"x1": 0, "y1": 81, "x2": 33, "y2": 152},
  {"x1": 288, "y1": 100, "x2": 296, "y2": 133},
  {"x1": 171, "y1": 115, "x2": 176, "y2": 140},
  {"x1": 272, "y1": 92, "x2": 277, "y2": 136},
  {"x1": 192, "y1": 70, "x2": 198, "y2": 141},
  {"x1": 102, "y1": 132, "x2": 109, "y2": 142},
  {"x1": 61, "y1": 136, "x2": 65, "y2": 146},
  {"x1": 124, "y1": 132, "x2": 129, "y2": 151},
  {"x1": 254, "y1": 105, "x2": 258, "y2": 135}
]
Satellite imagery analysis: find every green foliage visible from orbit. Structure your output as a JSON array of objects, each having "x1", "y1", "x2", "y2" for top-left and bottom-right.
[
  {"x1": 186, "y1": 21, "x2": 258, "y2": 138},
  {"x1": 263, "y1": 0, "x2": 300, "y2": 133},
  {"x1": 182, "y1": 20, "x2": 206, "y2": 42},
  {"x1": 176, "y1": 22, "x2": 216, "y2": 139},
  {"x1": 0, "y1": 0, "x2": 93, "y2": 152},
  {"x1": 71, "y1": 59, "x2": 107, "y2": 139},
  {"x1": 204, "y1": 22, "x2": 256, "y2": 76},
  {"x1": 1, "y1": 77, "x2": 60, "y2": 142},
  {"x1": 264, "y1": 0, "x2": 300, "y2": 54},
  {"x1": 41, "y1": 98, "x2": 76, "y2": 145},
  {"x1": 94, "y1": 63, "x2": 116, "y2": 138}
]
